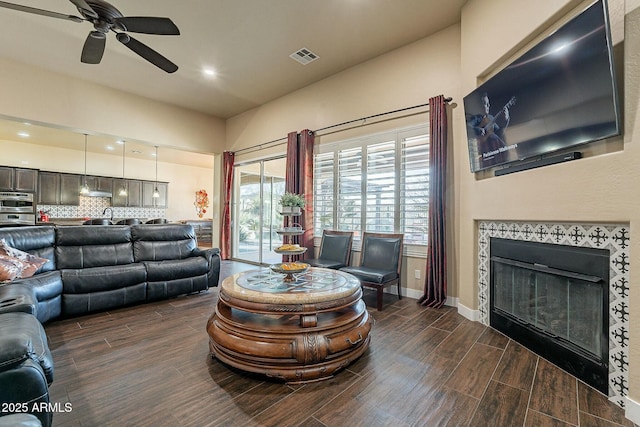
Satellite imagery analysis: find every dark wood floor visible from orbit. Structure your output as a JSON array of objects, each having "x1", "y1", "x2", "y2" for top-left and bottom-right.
[{"x1": 45, "y1": 261, "x2": 635, "y2": 427}]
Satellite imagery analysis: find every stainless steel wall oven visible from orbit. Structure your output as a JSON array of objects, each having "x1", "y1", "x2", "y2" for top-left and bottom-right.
[{"x1": 0, "y1": 192, "x2": 35, "y2": 226}]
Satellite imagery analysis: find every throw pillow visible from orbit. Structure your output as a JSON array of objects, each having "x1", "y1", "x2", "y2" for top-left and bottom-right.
[
  {"x1": 0, "y1": 254, "x2": 25, "y2": 282},
  {"x1": 0, "y1": 239, "x2": 48, "y2": 278}
]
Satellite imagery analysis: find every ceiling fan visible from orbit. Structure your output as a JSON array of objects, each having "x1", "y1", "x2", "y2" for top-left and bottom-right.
[{"x1": 0, "y1": 0, "x2": 180, "y2": 73}]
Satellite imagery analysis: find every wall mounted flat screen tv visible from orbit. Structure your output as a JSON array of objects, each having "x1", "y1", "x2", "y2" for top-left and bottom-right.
[{"x1": 464, "y1": 0, "x2": 621, "y2": 173}]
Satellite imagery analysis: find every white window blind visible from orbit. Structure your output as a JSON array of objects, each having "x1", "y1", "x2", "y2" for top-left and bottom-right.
[
  {"x1": 337, "y1": 147, "x2": 362, "y2": 233},
  {"x1": 365, "y1": 141, "x2": 396, "y2": 233},
  {"x1": 400, "y1": 134, "x2": 430, "y2": 245},
  {"x1": 314, "y1": 124, "x2": 429, "y2": 248},
  {"x1": 313, "y1": 152, "x2": 335, "y2": 232}
]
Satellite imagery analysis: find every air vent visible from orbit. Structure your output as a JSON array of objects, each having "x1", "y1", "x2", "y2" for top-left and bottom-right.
[{"x1": 289, "y1": 48, "x2": 319, "y2": 65}]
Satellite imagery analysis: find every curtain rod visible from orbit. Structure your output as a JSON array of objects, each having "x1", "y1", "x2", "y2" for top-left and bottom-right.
[
  {"x1": 314, "y1": 98, "x2": 449, "y2": 134},
  {"x1": 233, "y1": 136, "x2": 288, "y2": 155},
  {"x1": 232, "y1": 97, "x2": 452, "y2": 155}
]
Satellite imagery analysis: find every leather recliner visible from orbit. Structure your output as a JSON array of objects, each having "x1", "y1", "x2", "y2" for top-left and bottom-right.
[
  {"x1": 0, "y1": 312, "x2": 54, "y2": 427},
  {"x1": 0, "y1": 226, "x2": 61, "y2": 323},
  {"x1": 0, "y1": 223, "x2": 221, "y2": 425}
]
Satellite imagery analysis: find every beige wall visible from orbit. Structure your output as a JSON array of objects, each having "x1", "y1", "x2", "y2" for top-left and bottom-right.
[
  {"x1": 227, "y1": 24, "x2": 461, "y2": 151},
  {"x1": 459, "y1": 0, "x2": 640, "y2": 404},
  {"x1": 226, "y1": 24, "x2": 462, "y2": 299},
  {"x1": 0, "y1": 57, "x2": 222, "y2": 226},
  {"x1": 0, "y1": 58, "x2": 226, "y2": 154}
]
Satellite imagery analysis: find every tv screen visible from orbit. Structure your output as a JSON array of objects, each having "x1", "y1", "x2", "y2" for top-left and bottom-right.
[{"x1": 464, "y1": 0, "x2": 621, "y2": 173}]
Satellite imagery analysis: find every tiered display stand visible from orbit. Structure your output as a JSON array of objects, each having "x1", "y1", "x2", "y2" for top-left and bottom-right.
[{"x1": 272, "y1": 211, "x2": 308, "y2": 281}]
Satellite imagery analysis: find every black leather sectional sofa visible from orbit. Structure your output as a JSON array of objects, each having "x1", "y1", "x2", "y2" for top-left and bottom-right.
[{"x1": 0, "y1": 224, "x2": 220, "y2": 426}]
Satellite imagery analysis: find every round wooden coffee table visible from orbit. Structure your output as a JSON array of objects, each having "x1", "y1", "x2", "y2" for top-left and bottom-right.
[{"x1": 206, "y1": 267, "x2": 372, "y2": 383}]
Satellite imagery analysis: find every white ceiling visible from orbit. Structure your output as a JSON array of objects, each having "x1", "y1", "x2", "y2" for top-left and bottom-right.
[
  {"x1": 0, "y1": 0, "x2": 466, "y2": 166},
  {"x1": 0, "y1": 0, "x2": 466, "y2": 119}
]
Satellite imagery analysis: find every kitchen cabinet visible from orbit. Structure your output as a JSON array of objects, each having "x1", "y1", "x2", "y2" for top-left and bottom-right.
[
  {"x1": 37, "y1": 172, "x2": 60, "y2": 204},
  {"x1": 0, "y1": 167, "x2": 11, "y2": 191},
  {"x1": 111, "y1": 179, "x2": 127, "y2": 206},
  {"x1": 127, "y1": 180, "x2": 142, "y2": 207},
  {"x1": 84, "y1": 176, "x2": 113, "y2": 194},
  {"x1": 60, "y1": 174, "x2": 81, "y2": 205},
  {"x1": 142, "y1": 181, "x2": 168, "y2": 208},
  {"x1": 112, "y1": 179, "x2": 142, "y2": 207},
  {"x1": 38, "y1": 172, "x2": 81, "y2": 205},
  {"x1": 0, "y1": 167, "x2": 38, "y2": 192},
  {"x1": 15, "y1": 169, "x2": 38, "y2": 192}
]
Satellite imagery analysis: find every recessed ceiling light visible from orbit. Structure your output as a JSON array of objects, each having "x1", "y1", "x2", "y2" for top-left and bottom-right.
[
  {"x1": 106, "y1": 146, "x2": 114, "y2": 151},
  {"x1": 202, "y1": 68, "x2": 216, "y2": 77},
  {"x1": 17, "y1": 131, "x2": 30, "y2": 138},
  {"x1": 116, "y1": 140, "x2": 125, "y2": 145}
]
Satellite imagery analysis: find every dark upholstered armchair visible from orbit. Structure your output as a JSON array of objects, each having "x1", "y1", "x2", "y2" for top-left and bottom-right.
[
  {"x1": 306, "y1": 230, "x2": 353, "y2": 269},
  {"x1": 340, "y1": 232, "x2": 403, "y2": 311}
]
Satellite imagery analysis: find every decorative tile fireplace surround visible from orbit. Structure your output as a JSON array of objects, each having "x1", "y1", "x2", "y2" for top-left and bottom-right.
[{"x1": 477, "y1": 221, "x2": 629, "y2": 407}]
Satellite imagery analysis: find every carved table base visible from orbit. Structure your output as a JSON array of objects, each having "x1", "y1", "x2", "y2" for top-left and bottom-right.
[{"x1": 206, "y1": 268, "x2": 372, "y2": 383}]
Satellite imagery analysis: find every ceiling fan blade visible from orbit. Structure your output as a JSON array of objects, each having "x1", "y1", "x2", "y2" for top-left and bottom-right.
[
  {"x1": 81, "y1": 31, "x2": 106, "y2": 64},
  {"x1": 67, "y1": 0, "x2": 97, "y2": 19},
  {"x1": 115, "y1": 17, "x2": 180, "y2": 35},
  {"x1": 0, "y1": 1, "x2": 83, "y2": 22},
  {"x1": 116, "y1": 33, "x2": 178, "y2": 73}
]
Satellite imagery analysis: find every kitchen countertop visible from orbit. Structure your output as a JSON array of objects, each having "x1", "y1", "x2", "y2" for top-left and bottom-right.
[
  {"x1": 38, "y1": 218, "x2": 162, "y2": 226},
  {"x1": 36, "y1": 218, "x2": 212, "y2": 226}
]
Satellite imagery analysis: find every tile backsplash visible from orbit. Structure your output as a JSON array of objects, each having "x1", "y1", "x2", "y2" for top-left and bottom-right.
[{"x1": 38, "y1": 196, "x2": 165, "y2": 220}]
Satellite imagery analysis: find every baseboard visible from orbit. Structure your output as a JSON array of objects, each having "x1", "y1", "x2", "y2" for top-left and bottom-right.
[
  {"x1": 625, "y1": 397, "x2": 640, "y2": 424},
  {"x1": 391, "y1": 288, "x2": 458, "y2": 309},
  {"x1": 458, "y1": 302, "x2": 480, "y2": 322},
  {"x1": 403, "y1": 288, "x2": 423, "y2": 300}
]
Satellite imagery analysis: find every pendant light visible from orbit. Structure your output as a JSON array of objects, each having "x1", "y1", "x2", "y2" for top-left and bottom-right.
[
  {"x1": 152, "y1": 146, "x2": 160, "y2": 198},
  {"x1": 118, "y1": 140, "x2": 128, "y2": 196},
  {"x1": 80, "y1": 134, "x2": 90, "y2": 194}
]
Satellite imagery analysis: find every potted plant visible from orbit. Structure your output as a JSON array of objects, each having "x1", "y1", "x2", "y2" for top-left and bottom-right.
[{"x1": 280, "y1": 192, "x2": 305, "y2": 214}]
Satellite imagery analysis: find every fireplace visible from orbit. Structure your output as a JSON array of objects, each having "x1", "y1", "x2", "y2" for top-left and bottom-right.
[
  {"x1": 490, "y1": 238, "x2": 609, "y2": 393},
  {"x1": 478, "y1": 221, "x2": 630, "y2": 407}
]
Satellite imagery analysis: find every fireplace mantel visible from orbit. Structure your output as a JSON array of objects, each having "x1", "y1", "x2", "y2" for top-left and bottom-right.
[{"x1": 477, "y1": 221, "x2": 629, "y2": 407}]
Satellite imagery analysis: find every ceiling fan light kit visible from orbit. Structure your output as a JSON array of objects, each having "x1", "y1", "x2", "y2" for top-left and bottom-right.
[{"x1": 0, "y1": 0, "x2": 180, "y2": 73}]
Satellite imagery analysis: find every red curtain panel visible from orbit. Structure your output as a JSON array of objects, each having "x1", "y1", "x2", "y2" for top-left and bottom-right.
[
  {"x1": 284, "y1": 130, "x2": 315, "y2": 259},
  {"x1": 299, "y1": 130, "x2": 314, "y2": 253},
  {"x1": 220, "y1": 151, "x2": 235, "y2": 260},
  {"x1": 419, "y1": 95, "x2": 448, "y2": 308}
]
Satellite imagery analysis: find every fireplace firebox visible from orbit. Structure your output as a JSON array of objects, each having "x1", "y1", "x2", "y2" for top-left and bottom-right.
[{"x1": 490, "y1": 238, "x2": 609, "y2": 393}]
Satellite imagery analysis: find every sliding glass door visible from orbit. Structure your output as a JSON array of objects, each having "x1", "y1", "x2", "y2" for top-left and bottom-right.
[{"x1": 232, "y1": 157, "x2": 286, "y2": 264}]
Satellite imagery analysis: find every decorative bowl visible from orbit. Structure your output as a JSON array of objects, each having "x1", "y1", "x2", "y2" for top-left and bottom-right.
[
  {"x1": 270, "y1": 262, "x2": 310, "y2": 275},
  {"x1": 273, "y1": 245, "x2": 308, "y2": 255}
]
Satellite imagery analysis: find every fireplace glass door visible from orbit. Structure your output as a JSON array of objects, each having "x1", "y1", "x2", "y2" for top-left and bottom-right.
[{"x1": 492, "y1": 257, "x2": 604, "y2": 361}]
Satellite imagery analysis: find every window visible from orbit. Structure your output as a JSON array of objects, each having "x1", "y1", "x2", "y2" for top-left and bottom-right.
[
  {"x1": 313, "y1": 125, "x2": 429, "y2": 249},
  {"x1": 338, "y1": 147, "x2": 362, "y2": 232}
]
